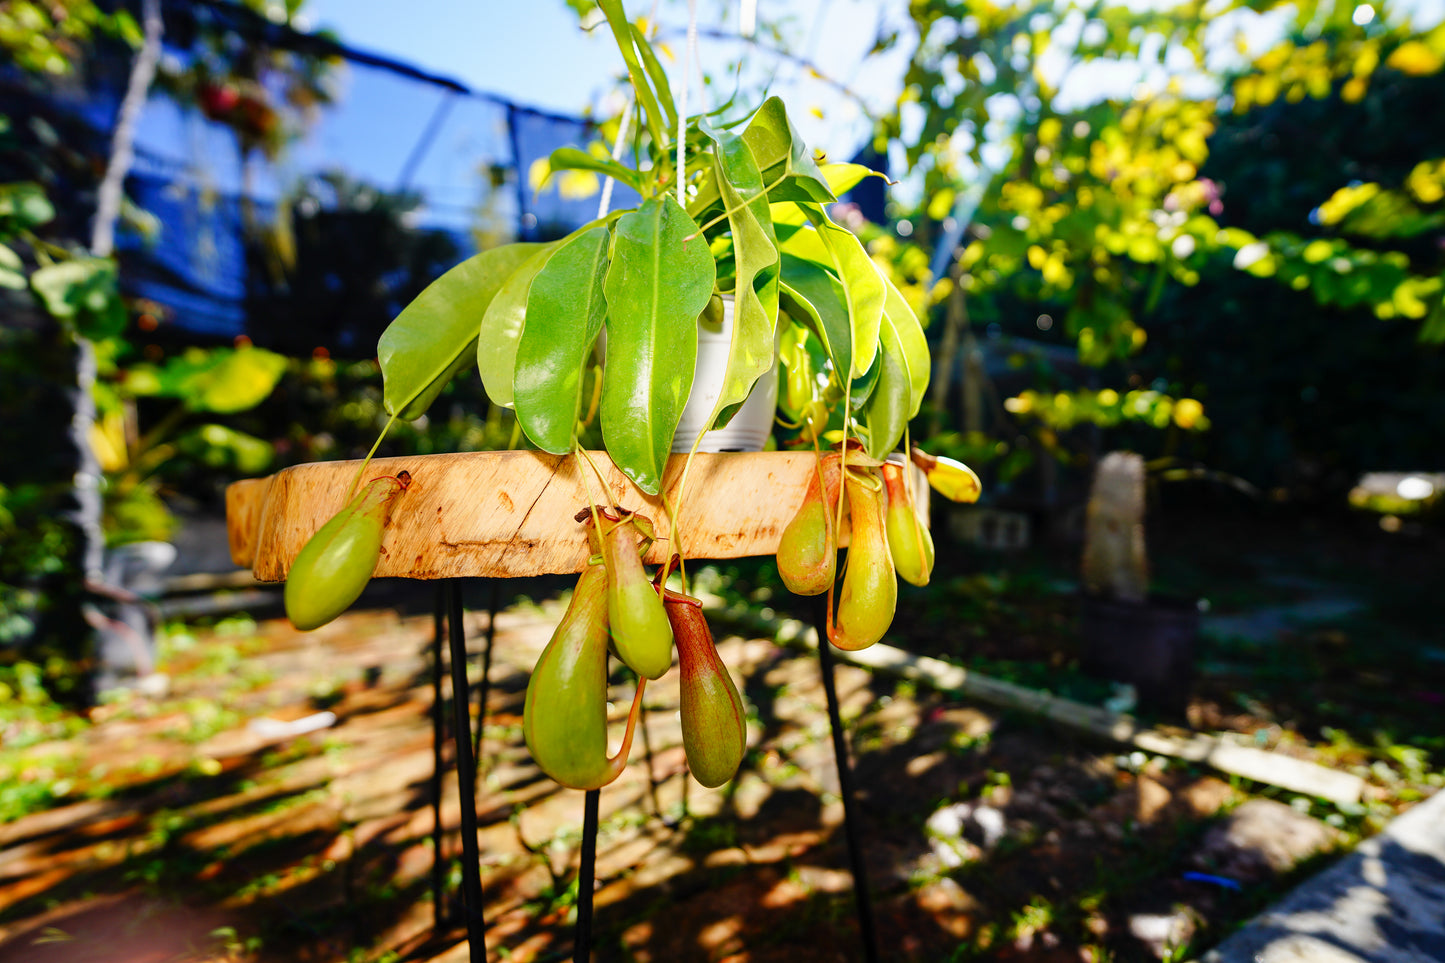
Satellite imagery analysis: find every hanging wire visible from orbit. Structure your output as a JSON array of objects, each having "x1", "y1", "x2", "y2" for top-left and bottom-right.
[
  {"x1": 677, "y1": 0, "x2": 699, "y2": 207},
  {"x1": 597, "y1": 103, "x2": 633, "y2": 219}
]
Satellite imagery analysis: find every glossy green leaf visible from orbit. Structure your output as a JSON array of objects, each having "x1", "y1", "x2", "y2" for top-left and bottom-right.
[
  {"x1": 476, "y1": 244, "x2": 559, "y2": 409},
  {"x1": 882, "y1": 277, "x2": 930, "y2": 417},
  {"x1": 514, "y1": 225, "x2": 611, "y2": 454},
  {"x1": 379, "y1": 243, "x2": 543, "y2": 420},
  {"x1": 800, "y1": 203, "x2": 885, "y2": 378},
  {"x1": 697, "y1": 118, "x2": 779, "y2": 430},
  {"x1": 741, "y1": 98, "x2": 835, "y2": 204},
  {"x1": 778, "y1": 254, "x2": 852, "y2": 387},
  {"x1": 860, "y1": 312, "x2": 913, "y2": 458},
  {"x1": 602, "y1": 196, "x2": 716, "y2": 494},
  {"x1": 545, "y1": 147, "x2": 642, "y2": 194}
]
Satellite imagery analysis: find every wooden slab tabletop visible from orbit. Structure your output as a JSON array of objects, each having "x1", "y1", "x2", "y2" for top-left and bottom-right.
[{"x1": 226, "y1": 450, "x2": 876, "y2": 581}]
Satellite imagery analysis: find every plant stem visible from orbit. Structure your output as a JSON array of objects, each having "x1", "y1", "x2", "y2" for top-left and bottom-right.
[
  {"x1": 348, "y1": 410, "x2": 400, "y2": 500},
  {"x1": 685, "y1": 169, "x2": 792, "y2": 241}
]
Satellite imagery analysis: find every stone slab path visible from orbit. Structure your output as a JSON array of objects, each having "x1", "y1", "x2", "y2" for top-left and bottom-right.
[{"x1": 1205, "y1": 787, "x2": 1445, "y2": 963}]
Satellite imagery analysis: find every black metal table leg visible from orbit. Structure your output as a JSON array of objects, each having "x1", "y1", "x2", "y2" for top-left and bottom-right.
[
  {"x1": 447, "y1": 582, "x2": 487, "y2": 960},
  {"x1": 473, "y1": 580, "x2": 499, "y2": 772},
  {"x1": 574, "y1": 788, "x2": 600, "y2": 963},
  {"x1": 431, "y1": 584, "x2": 447, "y2": 931},
  {"x1": 815, "y1": 600, "x2": 880, "y2": 963}
]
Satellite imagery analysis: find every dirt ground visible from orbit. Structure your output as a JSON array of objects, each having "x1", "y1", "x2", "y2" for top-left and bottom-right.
[{"x1": 0, "y1": 505, "x2": 1440, "y2": 962}]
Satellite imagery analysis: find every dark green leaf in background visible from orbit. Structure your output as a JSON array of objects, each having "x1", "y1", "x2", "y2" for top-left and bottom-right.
[
  {"x1": 30, "y1": 257, "x2": 125, "y2": 339},
  {"x1": 0, "y1": 182, "x2": 55, "y2": 230},
  {"x1": 0, "y1": 244, "x2": 26, "y2": 290}
]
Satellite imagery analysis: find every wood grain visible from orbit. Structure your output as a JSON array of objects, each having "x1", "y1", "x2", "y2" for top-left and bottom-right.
[
  {"x1": 227, "y1": 450, "x2": 869, "y2": 581},
  {"x1": 225, "y1": 476, "x2": 272, "y2": 569}
]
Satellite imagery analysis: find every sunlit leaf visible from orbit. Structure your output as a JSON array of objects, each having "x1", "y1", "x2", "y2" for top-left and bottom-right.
[
  {"x1": 696, "y1": 118, "x2": 779, "y2": 431},
  {"x1": 882, "y1": 277, "x2": 930, "y2": 417},
  {"x1": 601, "y1": 196, "x2": 716, "y2": 493},
  {"x1": 821, "y1": 162, "x2": 890, "y2": 196}
]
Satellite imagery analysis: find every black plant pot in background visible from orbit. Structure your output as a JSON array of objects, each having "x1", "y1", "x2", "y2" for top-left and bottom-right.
[{"x1": 1079, "y1": 593, "x2": 1200, "y2": 717}]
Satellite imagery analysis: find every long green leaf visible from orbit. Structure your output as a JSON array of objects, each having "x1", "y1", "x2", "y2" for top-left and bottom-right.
[
  {"x1": 601, "y1": 196, "x2": 717, "y2": 494},
  {"x1": 598, "y1": 0, "x2": 668, "y2": 153},
  {"x1": 778, "y1": 254, "x2": 852, "y2": 387},
  {"x1": 476, "y1": 244, "x2": 559, "y2": 409},
  {"x1": 546, "y1": 147, "x2": 642, "y2": 193},
  {"x1": 860, "y1": 312, "x2": 912, "y2": 458},
  {"x1": 697, "y1": 118, "x2": 779, "y2": 429},
  {"x1": 882, "y1": 277, "x2": 931, "y2": 418},
  {"x1": 379, "y1": 243, "x2": 543, "y2": 419},
  {"x1": 514, "y1": 225, "x2": 612, "y2": 454},
  {"x1": 630, "y1": 23, "x2": 677, "y2": 130},
  {"x1": 800, "y1": 202, "x2": 886, "y2": 378}
]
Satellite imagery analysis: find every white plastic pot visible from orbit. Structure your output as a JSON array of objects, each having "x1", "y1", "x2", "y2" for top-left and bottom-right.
[{"x1": 671, "y1": 296, "x2": 780, "y2": 453}]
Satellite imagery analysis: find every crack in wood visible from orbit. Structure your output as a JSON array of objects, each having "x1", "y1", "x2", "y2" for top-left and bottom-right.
[
  {"x1": 511, "y1": 467, "x2": 555, "y2": 545},
  {"x1": 438, "y1": 538, "x2": 539, "y2": 552}
]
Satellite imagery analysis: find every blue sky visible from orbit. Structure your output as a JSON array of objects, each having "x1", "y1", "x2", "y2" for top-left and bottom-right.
[{"x1": 298, "y1": 0, "x2": 913, "y2": 163}]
